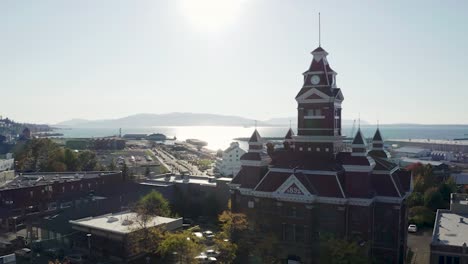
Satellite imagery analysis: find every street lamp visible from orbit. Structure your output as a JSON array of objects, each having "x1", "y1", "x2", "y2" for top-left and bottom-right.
[{"x1": 87, "y1": 233, "x2": 92, "y2": 258}]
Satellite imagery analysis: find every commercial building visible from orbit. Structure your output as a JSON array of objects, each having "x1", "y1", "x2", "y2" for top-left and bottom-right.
[
  {"x1": 69, "y1": 211, "x2": 182, "y2": 262},
  {"x1": 229, "y1": 46, "x2": 412, "y2": 263},
  {"x1": 215, "y1": 142, "x2": 246, "y2": 177},
  {"x1": 0, "y1": 171, "x2": 124, "y2": 231},
  {"x1": 430, "y1": 193, "x2": 468, "y2": 264}
]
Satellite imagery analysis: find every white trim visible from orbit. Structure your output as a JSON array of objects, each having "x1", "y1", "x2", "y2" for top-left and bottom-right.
[
  {"x1": 276, "y1": 174, "x2": 313, "y2": 197},
  {"x1": 348, "y1": 198, "x2": 373, "y2": 206},
  {"x1": 372, "y1": 167, "x2": 399, "y2": 175},
  {"x1": 335, "y1": 174, "x2": 346, "y2": 198},
  {"x1": 304, "y1": 115, "x2": 326, "y2": 119},
  {"x1": 389, "y1": 174, "x2": 402, "y2": 198},
  {"x1": 253, "y1": 170, "x2": 271, "y2": 190},
  {"x1": 268, "y1": 167, "x2": 338, "y2": 176},
  {"x1": 342, "y1": 164, "x2": 376, "y2": 172},
  {"x1": 292, "y1": 135, "x2": 345, "y2": 143},
  {"x1": 374, "y1": 196, "x2": 404, "y2": 204},
  {"x1": 240, "y1": 160, "x2": 263, "y2": 166}
]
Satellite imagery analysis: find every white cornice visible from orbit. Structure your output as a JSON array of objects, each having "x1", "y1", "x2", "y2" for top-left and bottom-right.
[{"x1": 268, "y1": 167, "x2": 338, "y2": 176}]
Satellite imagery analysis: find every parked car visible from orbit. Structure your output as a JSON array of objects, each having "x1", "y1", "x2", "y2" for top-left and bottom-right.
[
  {"x1": 194, "y1": 255, "x2": 217, "y2": 263},
  {"x1": 205, "y1": 249, "x2": 220, "y2": 257},
  {"x1": 408, "y1": 224, "x2": 418, "y2": 233}
]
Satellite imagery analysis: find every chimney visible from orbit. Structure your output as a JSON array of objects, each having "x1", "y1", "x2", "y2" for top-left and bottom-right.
[{"x1": 460, "y1": 217, "x2": 464, "y2": 224}]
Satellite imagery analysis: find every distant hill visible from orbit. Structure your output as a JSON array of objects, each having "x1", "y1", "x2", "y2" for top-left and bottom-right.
[{"x1": 56, "y1": 113, "x2": 365, "y2": 128}]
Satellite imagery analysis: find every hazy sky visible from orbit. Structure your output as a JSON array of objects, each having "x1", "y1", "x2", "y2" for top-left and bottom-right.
[{"x1": 1, "y1": 0, "x2": 467, "y2": 125}]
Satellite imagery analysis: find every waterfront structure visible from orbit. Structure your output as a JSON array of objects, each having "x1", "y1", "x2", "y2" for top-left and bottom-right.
[
  {"x1": 430, "y1": 193, "x2": 468, "y2": 264},
  {"x1": 229, "y1": 46, "x2": 413, "y2": 263},
  {"x1": 392, "y1": 146, "x2": 431, "y2": 159},
  {"x1": 146, "y1": 133, "x2": 167, "y2": 141},
  {"x1": 69, "y1": 211, "x2": 182, "y2": 262},
  {"x1": 215, "y1": 142, "x2": 246, "y2": 177}
]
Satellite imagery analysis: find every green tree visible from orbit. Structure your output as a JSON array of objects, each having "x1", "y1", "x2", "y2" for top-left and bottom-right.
[
  {"x1": 438, "y1": 178, "x2": 457, "y2": 202},
  {"x1": 107, "y1": 159, "x2": 117, "y2": 171},
  {"x1": 157, "y1": 231, "x2": 203, "y2": 264},
  {"x1": 121, "y1": 162, "x2": 129, "y2": 180},
  {"x1": 63, "y1": 148, "x2": 79, "y2": 171},
  {"x1": 424, "y1": 187, "x2": 445, "y2": 211},
  {"x1": 407, "y1": 192, "x2": 424, "y2": 208},
  {"x1": 409, "y1": 206, "x2": 436, "y2": 227},
  {"x1": 135, "y1": 190, "x2": 171, "y2": 218}
]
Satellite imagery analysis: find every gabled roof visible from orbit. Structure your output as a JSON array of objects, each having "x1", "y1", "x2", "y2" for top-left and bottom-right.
[
  {"x1": 249, "y1": 129, "x2": 262, "y2": 143},
  {"x1": 373, "y1": 156, "x2": 397, "y2": 171},
  {"x1": 231, "y1": 166, "x2": 267, "y2": 189},
  {"x1": 373, "y1": 129, "x2": 383, "y2": 141},
  {"x1": 285, "y1": 128, "x2": 294, "y2": 139},
  {"x1": 254, "y1": 170, "x2": 344, "y2": 198},
  {"x1": 352, "y1": 129, "x2": 366, "y2": 145}
]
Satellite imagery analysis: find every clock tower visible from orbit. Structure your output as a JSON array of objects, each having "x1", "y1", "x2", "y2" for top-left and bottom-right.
[{"x1": 294, "y1": 46, "x2": 344, "y2": 155}]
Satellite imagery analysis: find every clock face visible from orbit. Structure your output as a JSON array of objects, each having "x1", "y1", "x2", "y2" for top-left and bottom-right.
[{"x1": 311, "y1": 75, "x2": 320, "y2": 85}]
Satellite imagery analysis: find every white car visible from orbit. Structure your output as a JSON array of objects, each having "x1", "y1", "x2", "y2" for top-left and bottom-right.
[
  {"x1": 205, "y1": 249, "x2": 220, "y2": 257},
  {"x1": 408, "y1": 224, "x2": 418, "y2": 233},
  {"x1": 194, "y1": 255, "x2": 217, "y2": 263}
]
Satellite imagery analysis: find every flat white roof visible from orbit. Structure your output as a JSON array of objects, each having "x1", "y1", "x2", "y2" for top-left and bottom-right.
[
  {"x1": 393, "y1": 146, "x2": 430, "y2": 154},
  {"x1": 70, "y1": 211, "x2": 181, "y2": 235},
  {"x1": 432, "y1": 210, "x2": 468, "y2": 247}
]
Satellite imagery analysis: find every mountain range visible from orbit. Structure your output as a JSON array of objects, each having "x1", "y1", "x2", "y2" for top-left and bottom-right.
[{"x1": 56, "y1": 113, "x2": 365, "y2": 128}]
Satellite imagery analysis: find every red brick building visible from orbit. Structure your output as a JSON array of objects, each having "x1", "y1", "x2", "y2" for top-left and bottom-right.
[{"x1": 230, "y1": 46, "x2": 413, "y2": 263}]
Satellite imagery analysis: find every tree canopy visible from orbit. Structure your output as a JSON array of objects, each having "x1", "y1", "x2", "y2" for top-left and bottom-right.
[
  {"x1": 135, "y1": 190, "x2": 171, "y2": 218},
  {"x1": 14, "y1": 138, "x2": 102, "y2": 172}
]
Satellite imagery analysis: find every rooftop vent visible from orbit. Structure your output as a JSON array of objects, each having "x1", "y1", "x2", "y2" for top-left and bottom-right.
[
  {"x1": 460, "y1": 217, "x2": 464, "y2": 224},
  {"x1": 107, "y1": 216, "x2": 118, "y2": 223},
  {"x1": 121, "y1": 219, "x2": 133, "y2": 226}
]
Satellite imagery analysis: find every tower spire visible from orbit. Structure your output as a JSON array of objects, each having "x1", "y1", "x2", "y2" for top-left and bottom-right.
[{"x1": 318, "y1": 12, "x2": 321, "y2": 47}]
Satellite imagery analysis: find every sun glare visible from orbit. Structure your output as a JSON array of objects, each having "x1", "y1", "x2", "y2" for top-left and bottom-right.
[{"x1": 178, "y1": 0, "x2": 247, "y2": 32}]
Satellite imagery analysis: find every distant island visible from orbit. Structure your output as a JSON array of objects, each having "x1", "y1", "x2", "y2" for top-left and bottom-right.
[{"x1": 55, "y1": 112, "x2": 365, "y2": 128}]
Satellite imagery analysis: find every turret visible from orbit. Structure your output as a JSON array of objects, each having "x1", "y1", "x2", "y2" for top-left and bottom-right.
[
  {"x1": 351, "y1": 129, "x2": 367, "y2": 156},
  {"x1": 368, "y1": 128, "x2": 391, "y2": 159}
]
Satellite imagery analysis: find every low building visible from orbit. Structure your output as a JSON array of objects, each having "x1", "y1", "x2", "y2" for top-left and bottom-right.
[
  {"x1": 214, "y1": 142, "x2": 246, "y2": 177},
  {"x1": 0, "y1": 158, "x2": 13, "y2": 172},
  {"x1": 69, "y1": 211, "x2": 182, "y2": 262},
  {"x1": 430, "y1": 193, "x2": 468, "y2": 264},
  {"x1": 123, "y1": 134, "x2": 147, "y2": 140},
  {"x1": 0, "y1": 158, "x2": 14, "y2": 187},
  {"x1": 392, "y1": 146, "x2": 431, "y2": 158},
  {"x1": 146, "y1": 133, "x2": 167, "y2": 141},
  {"x1": 0, "y1": 171, "x2": 123, "y2": 231}
]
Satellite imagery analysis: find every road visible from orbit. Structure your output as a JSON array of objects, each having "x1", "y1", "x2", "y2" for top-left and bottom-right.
[
  {"x1": 407, "y1": 228, "x2": 432, "y2": 264},
  {"x1": 152, "y1": 148, "x2": 207, "y2": 176}
]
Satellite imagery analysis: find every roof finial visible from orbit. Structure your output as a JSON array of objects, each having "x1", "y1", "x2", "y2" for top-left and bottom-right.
[
  {"x1": 254, "y1": 120, "x2": 257, "y2": 129},
  {"x1": 318, "y1": 12, "x2": 321, "y2": 47},
  {"x1": 377, "y1": 119, "x2": 379, "y2": 129},
  {"x1": 289, "y1": 119, "x2": 292, "y2": 129},
  {"x1": 358, "y1": 113, "x2": 361, "y2": 130}
]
